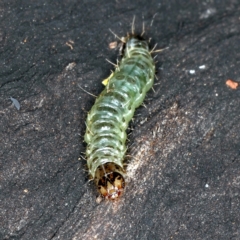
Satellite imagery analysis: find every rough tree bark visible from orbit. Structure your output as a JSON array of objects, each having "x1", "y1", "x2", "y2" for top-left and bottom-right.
[{"x1": 0, "y1": 0, "x2": 239, "y2": 239}]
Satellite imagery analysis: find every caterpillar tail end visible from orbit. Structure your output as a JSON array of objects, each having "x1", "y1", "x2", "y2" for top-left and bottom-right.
[{"x1": 95, "y1": 163, "x2": 125, "y2": 200}]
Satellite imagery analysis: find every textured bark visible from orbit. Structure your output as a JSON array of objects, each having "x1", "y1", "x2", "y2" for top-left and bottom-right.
[{"x1": 0, "y1": 0, "x2": 239, "y2": 239}]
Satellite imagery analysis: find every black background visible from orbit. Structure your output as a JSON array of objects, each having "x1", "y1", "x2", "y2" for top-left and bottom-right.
[{"x1": 0, "y1": 0, "x2": 240, "y2": 239}]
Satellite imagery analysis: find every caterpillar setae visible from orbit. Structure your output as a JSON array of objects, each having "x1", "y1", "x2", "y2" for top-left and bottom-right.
[{"x1": 84, "y1": 28, "x2": 156, "y2": 200}]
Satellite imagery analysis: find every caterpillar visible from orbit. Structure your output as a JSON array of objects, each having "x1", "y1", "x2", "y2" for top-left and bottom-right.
[{"x1": 84, "y1": 29, "x2": 155, "y2": 200}]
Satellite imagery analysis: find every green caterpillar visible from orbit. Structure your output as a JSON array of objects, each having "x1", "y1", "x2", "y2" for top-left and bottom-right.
[{"x1": 84, "y1": 33, "x2": 155, "y2": 200}]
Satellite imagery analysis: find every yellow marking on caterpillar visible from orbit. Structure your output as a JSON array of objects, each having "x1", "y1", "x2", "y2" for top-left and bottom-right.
[{"x1": 102, "y1": 72, "x2": 114, "y2": 86}]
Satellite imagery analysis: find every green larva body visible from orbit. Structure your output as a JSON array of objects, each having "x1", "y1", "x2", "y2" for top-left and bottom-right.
[{"x1": 84, "y1": 36, "x2": 155, "y2": 199}]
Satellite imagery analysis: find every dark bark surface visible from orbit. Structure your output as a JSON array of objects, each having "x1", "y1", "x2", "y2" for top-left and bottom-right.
[{"x1": 0, "y1": 0, "x2": 240, "y2": 239}]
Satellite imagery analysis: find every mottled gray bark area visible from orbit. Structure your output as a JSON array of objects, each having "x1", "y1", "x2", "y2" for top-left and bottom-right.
[{"x1": 0, "y1": 0, "x2": 240, "y2": 239}]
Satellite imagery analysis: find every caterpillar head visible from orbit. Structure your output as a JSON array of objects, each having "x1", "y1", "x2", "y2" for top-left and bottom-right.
[{"x1": 95, "y1": 163, "x2": 125, "y2": 200}]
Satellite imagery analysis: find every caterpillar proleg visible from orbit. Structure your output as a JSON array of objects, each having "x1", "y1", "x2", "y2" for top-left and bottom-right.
[{"x1": 84, "y1": 28, "x2": 155, "y2": 200}]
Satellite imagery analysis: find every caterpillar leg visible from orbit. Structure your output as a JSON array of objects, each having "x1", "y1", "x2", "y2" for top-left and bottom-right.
[{"x1": 95, "y1": 163, "x2": 125, "y2": 200}]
